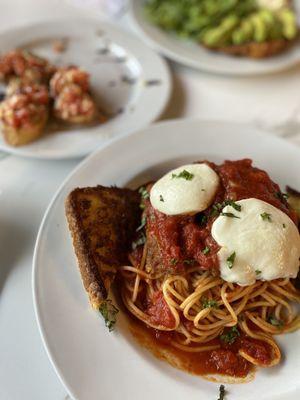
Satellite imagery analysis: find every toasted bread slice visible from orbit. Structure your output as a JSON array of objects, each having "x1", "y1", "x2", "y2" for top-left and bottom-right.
[
  {"x1": 211, "y1": 39, "x2": 291, "y2": 58},
  {"x1": 65, "y1": 186, "x2": 141, "y2": 309},
  {"x1": 1, "y1": 109, "x2": 48, "y2": 146}
]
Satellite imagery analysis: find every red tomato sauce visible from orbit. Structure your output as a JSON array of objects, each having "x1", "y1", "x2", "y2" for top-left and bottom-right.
[
  {"x1": 127, "y1": 314, "x2": 276, "y2": 378},
  {"x1": 146, "y1": 291, "x2": 176, "y2": 329}
]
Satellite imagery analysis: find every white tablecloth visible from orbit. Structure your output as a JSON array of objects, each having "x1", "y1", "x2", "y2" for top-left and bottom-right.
[{"x1": 1, "y1": 1, "x2": 300, "y2": 399}]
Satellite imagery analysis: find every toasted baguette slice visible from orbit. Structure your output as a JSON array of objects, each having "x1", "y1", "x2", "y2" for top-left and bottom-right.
[
  {"x1": 65, "y1": 186, "x2": 141, "y2": 309},
  {"x1": 2, "y1": 110, "x2": 48, "y2": 146},
  {"x1": 211, "y1": 39, "x2": 291, "y2": 58}
]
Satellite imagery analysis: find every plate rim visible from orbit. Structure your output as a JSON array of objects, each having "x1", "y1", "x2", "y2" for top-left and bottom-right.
[
  {"x1": 0, "y1": 17, "x2": 171, "y2": 160},
  {"x1": 32, "y1": 118, "x2": 300, "y2": 400},
  {"x1": 129, "y1": 0, "x2": 300, "y2": 76}
]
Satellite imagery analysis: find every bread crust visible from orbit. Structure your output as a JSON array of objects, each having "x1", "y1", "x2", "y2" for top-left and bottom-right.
[
  {"x1": 207, "y1": 39, "x2": 292, "y2": 58},
  {"x1": 65, "y1": 186, "x2": 141, "y2": 309}
]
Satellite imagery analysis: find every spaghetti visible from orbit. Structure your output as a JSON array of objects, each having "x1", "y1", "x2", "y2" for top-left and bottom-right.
[{"x1": 119, "y1": 242, "x2": 300, "y2": 367}]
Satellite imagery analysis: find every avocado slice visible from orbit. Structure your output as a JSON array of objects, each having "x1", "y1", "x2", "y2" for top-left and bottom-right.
[
  {"x1": 251, "y1": 12, "x2": 268, "y2": 42},
  {"x1": 277, "y1": 8, "x2": 298, "y2": 40},
  {"x1": 232, "y1": 18, "x2": 253, "y2": 45},
  {"x1": 201, "y1": 14, "x2": 240, "y2": 47}
]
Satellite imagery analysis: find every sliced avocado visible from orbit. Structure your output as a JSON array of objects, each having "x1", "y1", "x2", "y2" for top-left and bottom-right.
[
  {"x1": 201, "y1": 15, "x2": 240, "y2": 47},
  {"x1": 277, "y1": 8, "x2": 298, "y2": 40},
  {"x1": 269, "y1": 19, "x2": 283, "y2": 40},
  {"x1": 251, "y1": 12, "x2": 268, "y2": 42},
  {"x1": 232, "y1": 19, "x2": 253, "y2": 45}
]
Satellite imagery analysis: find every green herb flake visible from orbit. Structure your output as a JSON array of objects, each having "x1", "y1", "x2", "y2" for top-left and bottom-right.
[
  {"x1": 220, "y1": 325, "x2": 240, "y2": 345},
  {"x1": 202, "y1": 246, "x2": 210, "y2": 255},
  {"x1": 276, "y1": 191, "x2": 289, "y2": 201},
  {"x1": 183, "y1": 259, "x2": 195, "y2": 265},
  {"x1": 220, "y1": 212, "x2": 240, "y2": 219},
  {"x1": 255, "y1": 270, "x2": 262, "y2": 275},
  {"x1": 171, "y1": 169, "x2": 194, "y2": 181},
  {"x1": 99, "y1": 300, "x2": 119, "y2": 332},
  {"x1": 226, "y1": 252, "x2": 236, "y2": 269},
  {"x1": 159, "y1": 195, "x2": 164, "y2": 202},
  {"x1": 202, "y1": 298, "x2": 219, "y2": 309},
  {"x1": 197, "y1": 213, "x2": 207, "y2": 226},
  {"x1": 268, "y1": 315, "x2": 284, "y2": 328},
  {"x1": 218, "y1": 384, "x2": 226, "y2": 400},
  {"x1": 224, "y1": 200, "x2": 242, "y2": 212},
  {"x1": 132, "y1": 233, "x2": 146, "y2": 250},
  {"x1": 170, "y1": 258, "x2": 178, "y2": 265},
  {"x1": 260, "y1": 212, "x2": 272, "y2": 222},
  {"x1": 136, "y1": 216, "x2": 146, "y2": 232},
  {"x1": 211, "y1": 199, "x2": 241, "y2": 218},
  {"x1": 211, "y1": 203, "x2": 222, "y2": 217},
  {"x1": 283, "y1": 223, "x2": 286, "y2": 229},
  {"x1": 138, "y1": 186, "x2": 150, "y2": 200}
]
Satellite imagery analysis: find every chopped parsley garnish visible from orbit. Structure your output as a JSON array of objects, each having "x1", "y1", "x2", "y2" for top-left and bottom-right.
[
  {"x1": 99, "y1": 300, "x2": 119, "y2": 332},
  {"x1": 220, "y1": 212, "x2": 240, "y2": 219},
  {"x1": 220, "y1": 325, "x2": 240, "y2": 345},
  {"x1": 202, "y1": 246, "x2": 210, "y2": 255},
  {"x1": 138, "y1": 187, "x2": 149, "y2": 210},
  {"x1": 159, "y1": 195, "x2": 164, "y2": 202},
  {"x1": 268, "y1": 315, "x2": 284, "y2": 328},
  {"x1": 255, "y1": 269, "x2": 262, "y2": 275},
  {"x1": 211, "y1": 203, "x2": 222, "y2": 217},
  {"x1": 283, "y1": 223, "x2": 286, "y2": 229},
  {"x1": 276, "y1": 191, "x2": 289, "y2": 201},
  {"x1": 170, "y1": 258, "x2": 178, "y2": 265},
  {"x1": 224, "y1": 200, "x2": 241, "y2": 212},
  {"x1": 183, "y1": 259, "x2": 195, "y2": 265},
  {"x1": 202, "y1": 298, "x2": 219, "y2": 309},
  {"x1": 196, "y1": 213, "x2": 207, "y2": 226},
  {"x1": 132, "y1": 233, "x2": 146, "y2": 250},
  {"x1": 171, "y1": 169, "x2": 194, "y2": 181},
  {"x1": 211, "y1": 199, "x2": 241, "y2": 218},
  {"x1": 136, "y1": 216, "x2": 146, "y2": 232},
  {"x1": 218, "y1": 384, "x2": 226, "y2": 400},
  {"x1": 138, "y1": 186, "x2": 149, "y2": 200},
  {"x1": 261, "y1": 212, "x2": 272, "y2": 222},
  {"x1": 226, "y1": 252, "x2": 236, "y2": 269}
]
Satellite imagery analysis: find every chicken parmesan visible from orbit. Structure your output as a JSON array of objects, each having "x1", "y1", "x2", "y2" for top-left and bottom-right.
[{"x1": 66, "y1": 159, "x2": 300, "y2": 382}]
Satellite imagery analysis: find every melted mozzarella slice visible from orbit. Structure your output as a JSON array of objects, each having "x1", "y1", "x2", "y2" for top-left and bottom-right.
[
  {"x1": 211, "y1": 198, "x2": 300, "y2": 286},
  {"x1": 150, "y1": 163, "x2": 219, "y2": 216}
]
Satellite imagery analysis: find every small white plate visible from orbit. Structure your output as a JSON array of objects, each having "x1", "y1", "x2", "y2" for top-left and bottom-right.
[
  {"x1": 0, "y1": 18, "x2": 171, "y2": 159},
  {"x1": 33, "y1": 120, "x2": 300, "y2": 400},
  {"x1": 129, "y1": 0, "x2": 300, "y2": 76}
]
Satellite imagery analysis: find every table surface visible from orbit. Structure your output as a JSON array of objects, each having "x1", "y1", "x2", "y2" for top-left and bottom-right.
[{"x1": 2, "y1": 1, "x2": 300, "y2": 399}]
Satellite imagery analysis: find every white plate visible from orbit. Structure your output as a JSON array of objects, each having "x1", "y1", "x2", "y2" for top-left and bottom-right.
[
  {"x1": 0, "y1": 18, "x2": 170, "y2": 159},
  {"x1": 129, "y1": 0, "x2": 300, "y2": 76},
  {"x1": 33, "y1": 120, "x2": 300, "y2": 400}
]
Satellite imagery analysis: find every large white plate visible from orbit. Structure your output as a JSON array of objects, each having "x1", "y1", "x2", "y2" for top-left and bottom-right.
[
  {"x1": 33, "y1": 120, "x2": 300, "y2": 400},
  {"x1": 129, "y1": 0, "x2": 300, "y2": 76},
  {"x1": 0, "y1": 18, "x2": 170, "y2": 159}
]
